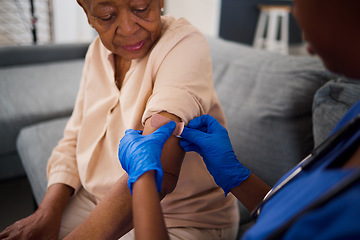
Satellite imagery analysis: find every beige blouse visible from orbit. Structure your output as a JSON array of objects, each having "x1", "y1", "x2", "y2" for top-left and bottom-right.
[{"x1": 47, "y1": 16, "x2": 239, "y2": 229}]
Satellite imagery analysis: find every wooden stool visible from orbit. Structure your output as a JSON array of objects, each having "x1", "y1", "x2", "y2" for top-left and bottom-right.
[{"x1": 253, "y1": 5, "x2": 292, "y2": 55}]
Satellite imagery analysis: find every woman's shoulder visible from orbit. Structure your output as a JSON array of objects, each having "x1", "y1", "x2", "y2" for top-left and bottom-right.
[
  {"x1": 150, "y1": 16, "x2": 208, "y2": 59},
  {"x1": 159, "y1": 15, "x2": 207, "y2": 46},
  {"x1": 161, "y1": 15, "x2": 198, "y2": 34}
]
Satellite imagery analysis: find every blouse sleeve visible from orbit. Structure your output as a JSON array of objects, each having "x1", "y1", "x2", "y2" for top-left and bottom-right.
[{"x1": 142, "y1": 30, "x2": 215, "y2": 125}]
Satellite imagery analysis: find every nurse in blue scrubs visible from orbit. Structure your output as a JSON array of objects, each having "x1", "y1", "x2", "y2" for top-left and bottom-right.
[{"x1": 118, "y1": 0, "x2": 360, "y2": 239}]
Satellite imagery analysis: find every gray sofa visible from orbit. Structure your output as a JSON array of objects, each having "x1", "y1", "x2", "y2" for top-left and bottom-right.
[
  {"x1": 0, "y1": 43, "x2": 89, "y2": 181},
  {"x1": 1, "y1": 37, "x2": 360, "y2": 237}
]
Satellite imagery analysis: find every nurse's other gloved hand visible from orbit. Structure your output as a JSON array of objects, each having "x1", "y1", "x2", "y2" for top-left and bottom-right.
[
  {"x1": 118, "y1": 121, "x2": 176, "y2": 194},
  {"x1": 180, "y1": 115, "x2": 250, "y2": 196}
]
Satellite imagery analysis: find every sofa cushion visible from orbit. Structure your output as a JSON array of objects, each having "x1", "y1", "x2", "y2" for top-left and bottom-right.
[
  {"x1": 208, "y1": 37, "x2": 330, "y2": 187},
  {"x1": 0, "y1": 60, "x2": 83, "y2": 156},
  {"x1": 313, "y1": 77, "x2": 360, "y2": 146},
  {"x1": 17, "y1": 117, "x2": 69, "y2": 204}
]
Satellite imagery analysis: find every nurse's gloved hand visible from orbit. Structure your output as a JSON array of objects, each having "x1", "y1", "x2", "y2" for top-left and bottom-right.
[
  {"x1": 119, "y1": 121, "x2": 176, "y2": 194},
  {"x1": 180, "y1": 115, "x2": 250, "y2": 196}
]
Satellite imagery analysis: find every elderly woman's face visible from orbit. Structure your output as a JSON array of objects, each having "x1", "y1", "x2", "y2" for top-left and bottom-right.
[{"x1": 81, "y1": 0, "x2": 164, "y2": 60}]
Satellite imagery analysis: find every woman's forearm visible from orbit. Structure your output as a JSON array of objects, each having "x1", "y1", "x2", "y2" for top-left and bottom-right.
[
  {"x1": 38, "y1": 183, "x2": 74, "y2": 218},
  {"x1": 133, "y1": 171, "x2": 169, "y2": 240},
  {"x1": 230, "y1": 173, "x2": 271, "y2": 212},
  {"x1": 65, "y1": 175, "x2": 133, "y2": 240}
]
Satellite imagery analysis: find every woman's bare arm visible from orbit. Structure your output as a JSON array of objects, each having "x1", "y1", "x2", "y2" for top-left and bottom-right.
[
  {"x1": 143, "y1": 111, "x2": 185, "y2": 197},
  {"x1": 65, "y1": 175, "x2": 133, "y2": 239}
]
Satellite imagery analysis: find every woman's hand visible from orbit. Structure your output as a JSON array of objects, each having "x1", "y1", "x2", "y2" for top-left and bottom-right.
[
  {"x1": 118, "y1": 121, "x2": 176, "y2": 194},
  {"x1": 0, "y1": 208, "x2": 61, "y2": 240},
  {"x1": 0, "y1": 183, "x2": 72, "y2": 240},
  {"x1": 180, "y1": 114, "x2": 251, "y2": 195}
]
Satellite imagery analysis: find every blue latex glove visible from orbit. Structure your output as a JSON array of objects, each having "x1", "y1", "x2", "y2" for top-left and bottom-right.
[
  {"x1": 118, "y1": 121, "x2": 176, "y2": 194},
  {"x1": 180, "y1": 115, "x2": 251, "y2": 196}
]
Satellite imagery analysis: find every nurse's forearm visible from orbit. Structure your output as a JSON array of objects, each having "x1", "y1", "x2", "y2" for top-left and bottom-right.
[
  {"x1": 64, "y1": 175, "x2": 134, "y2": 240},
  {"x1": 230, "y1": 173, "x2": 271, "y2": 212},
  {"x1": 133, "y1": 171, "x2": 169, "y2": 240}
]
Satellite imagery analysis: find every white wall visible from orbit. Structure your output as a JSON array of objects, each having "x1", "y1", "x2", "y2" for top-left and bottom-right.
[
  {"x1": 164, "y1": 0, "x2": 221, "y2": 37},
  {"x1": 52, "y1": 0, "x2": 96, "y2": 43},
  {"x1": 51, "y1": 0, "x2": 221, "y2": 43}
]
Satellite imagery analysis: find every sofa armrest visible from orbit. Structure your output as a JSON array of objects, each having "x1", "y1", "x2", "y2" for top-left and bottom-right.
[{"x1": 0, "y1": 43, "x2": 89, "y2": 67}]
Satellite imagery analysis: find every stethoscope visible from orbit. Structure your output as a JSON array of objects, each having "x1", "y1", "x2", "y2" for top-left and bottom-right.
[{"x1": 251, "y1": 113, "x2": 360, "y2": 224}]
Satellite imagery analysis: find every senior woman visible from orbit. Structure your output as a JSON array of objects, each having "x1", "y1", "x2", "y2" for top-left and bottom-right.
[{"x1": 0, "y1": 0, "x2": 238, "y2": 239}]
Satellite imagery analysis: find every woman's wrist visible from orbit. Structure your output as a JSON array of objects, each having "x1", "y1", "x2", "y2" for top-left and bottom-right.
[{"x1": 38, "y1": 183, "x2": 74, "y2": 217}]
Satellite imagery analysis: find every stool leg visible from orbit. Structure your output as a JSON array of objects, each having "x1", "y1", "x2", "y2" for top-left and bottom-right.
[
  {"x1": 280, "y1": 11, "x2": 289, "y2": 54},
  {"x1": 253, "y1": 11, "x2": 267, "y2": 49},
  {"x1": 265, "y1": 10, "x2": 278, "y2": 52}
]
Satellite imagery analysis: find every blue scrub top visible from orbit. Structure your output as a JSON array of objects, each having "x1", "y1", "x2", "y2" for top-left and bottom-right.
[{"x1": 243, "y1": 100, "x2": 360, "y2": 240}]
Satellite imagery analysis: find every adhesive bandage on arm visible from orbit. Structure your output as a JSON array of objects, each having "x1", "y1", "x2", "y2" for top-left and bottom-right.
[{"x1": 150, "y1": 113, "x2": 184, "y2": 137}]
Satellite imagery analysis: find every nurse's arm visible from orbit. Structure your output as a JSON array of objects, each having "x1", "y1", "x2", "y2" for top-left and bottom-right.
[
  {"x1": 132, "y1": 170, "x2": 169, "y2": 240},
  {"x1": 230, "y1": 173, "x2": 271, "y2": 212}
]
